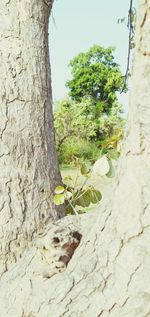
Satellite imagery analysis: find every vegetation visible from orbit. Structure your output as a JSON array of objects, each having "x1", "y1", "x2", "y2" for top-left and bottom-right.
[
  {"x1": 54, "y1": 152, "x2": 117, "y2": 215},
  {"x1": 54, "y1": 98, "x2": 125, "y2": 165},
  {"x1": 66, "y1": 45, "x2": 125, "y2": 107},
  {"x1": 53, "y1": 163, "x2": 102, "y2": 215},
  {"x1": 54, "y1": 45, "x2": 125, "y2": 166}
]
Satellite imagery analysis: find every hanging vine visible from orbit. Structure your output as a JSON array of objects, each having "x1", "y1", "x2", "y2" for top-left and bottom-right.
[{"x1": 118, "y1": 0, "x2": 136, "y2": 92}]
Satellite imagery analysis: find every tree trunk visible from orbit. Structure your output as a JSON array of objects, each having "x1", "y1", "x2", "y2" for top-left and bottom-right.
[
  {"x1": 0, "y1": 0, "x2": 65, "y2": 275},
  {"x1": 0, "y1": 0, "x2": 150, "y2": 316}
]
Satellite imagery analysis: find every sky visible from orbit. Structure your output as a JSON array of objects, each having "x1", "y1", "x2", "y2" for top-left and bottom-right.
[{"x1": 49, "y1": 0, "x2": 138, "y2": 112}]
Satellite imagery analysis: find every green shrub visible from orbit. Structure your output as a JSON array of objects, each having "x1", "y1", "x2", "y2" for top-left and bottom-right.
[{"x1": 58, "y1": 137, "x2": 100, "y2": 165}]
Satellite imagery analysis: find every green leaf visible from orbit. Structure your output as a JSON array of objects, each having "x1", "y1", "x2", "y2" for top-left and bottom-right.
[
  {"x1": 90, "y1": 189, "x2": 102, "y2": 204},
  {"x1": 53, "y1": 193, "x2": 65, "y2": 205},
  {"x1": 75, "y1": 187, "x2": 102, "y2": 207},
  {"x1": 76, "y1": 195, "x2": 90, "y2": 208},
  {"x1": 106, "y1": 159, "x2": 115, "y2": 178},
  {"x1": 75, "y1": 189, "x2": 91, "y2": 207},
  {"x1": 54, "y1": 186, "x2": 65, "y2": 194},
  {"x1": 63, "y1": 176, "x2": 73, "y2": 187},
  {"x1": 107, "y1": 149, "x2": 120, "y2": 160},
  {"x1": 80, "y1": 163, "x2": 89, "y2": 176},
  {"x1": 65, "y1": 200, "x2": 74, "y2": 214}
]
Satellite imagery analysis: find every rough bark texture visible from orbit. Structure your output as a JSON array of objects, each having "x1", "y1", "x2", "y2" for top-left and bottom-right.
[
  {"x1": 0, "y1": 0, "x2": 64, "y2": 275},
  {"x1": 0, "y1": 0, "x2": 150, "y2": 316}
]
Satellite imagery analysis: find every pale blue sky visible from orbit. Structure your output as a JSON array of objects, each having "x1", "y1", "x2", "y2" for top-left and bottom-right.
[{"x1": 49, "y1": 0, "x2": 138, "y2": 111}]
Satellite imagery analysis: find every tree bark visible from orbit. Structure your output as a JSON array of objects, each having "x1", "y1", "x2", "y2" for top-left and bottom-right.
[
  {"x1": 0, "y1": 0, "x2": 150, "y2": 316},
  {"x1": 0, "y1": 0, "x2": 65, "y2": 275}
]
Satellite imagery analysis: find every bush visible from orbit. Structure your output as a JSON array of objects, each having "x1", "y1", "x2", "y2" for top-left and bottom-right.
[{"x1": 58, "y1": 137, "x2": 100, "y2": 165}]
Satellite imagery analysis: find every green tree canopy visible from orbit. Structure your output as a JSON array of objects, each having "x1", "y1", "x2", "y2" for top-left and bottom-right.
[{"x1": 66, "y1": 45, "x2": 124, "y2": 114}]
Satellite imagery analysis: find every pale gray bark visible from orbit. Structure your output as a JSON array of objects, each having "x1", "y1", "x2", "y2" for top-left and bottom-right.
[
  {"x1": 0, "y1": 0, "x2": 150, "y2": 316},
  {"x1": 0, "y1": 0, "x2": 65, "y2": 275}
]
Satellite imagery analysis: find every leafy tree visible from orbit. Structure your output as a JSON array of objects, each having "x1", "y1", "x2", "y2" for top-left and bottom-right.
[
  {"x1": 66, "y1": 45, "x2": 124, "y2": 114},
  {"x1": 54, "y1": 98, "x2": 97, "y2": 147}
]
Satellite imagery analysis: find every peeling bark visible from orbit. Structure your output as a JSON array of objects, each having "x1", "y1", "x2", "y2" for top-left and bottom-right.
[
  {"x1": 0, "y1": 0, "x2": 150, "y2": 316},
  {"x1": 0, "y1": 0, "x2": 65, "y2": 275}
]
